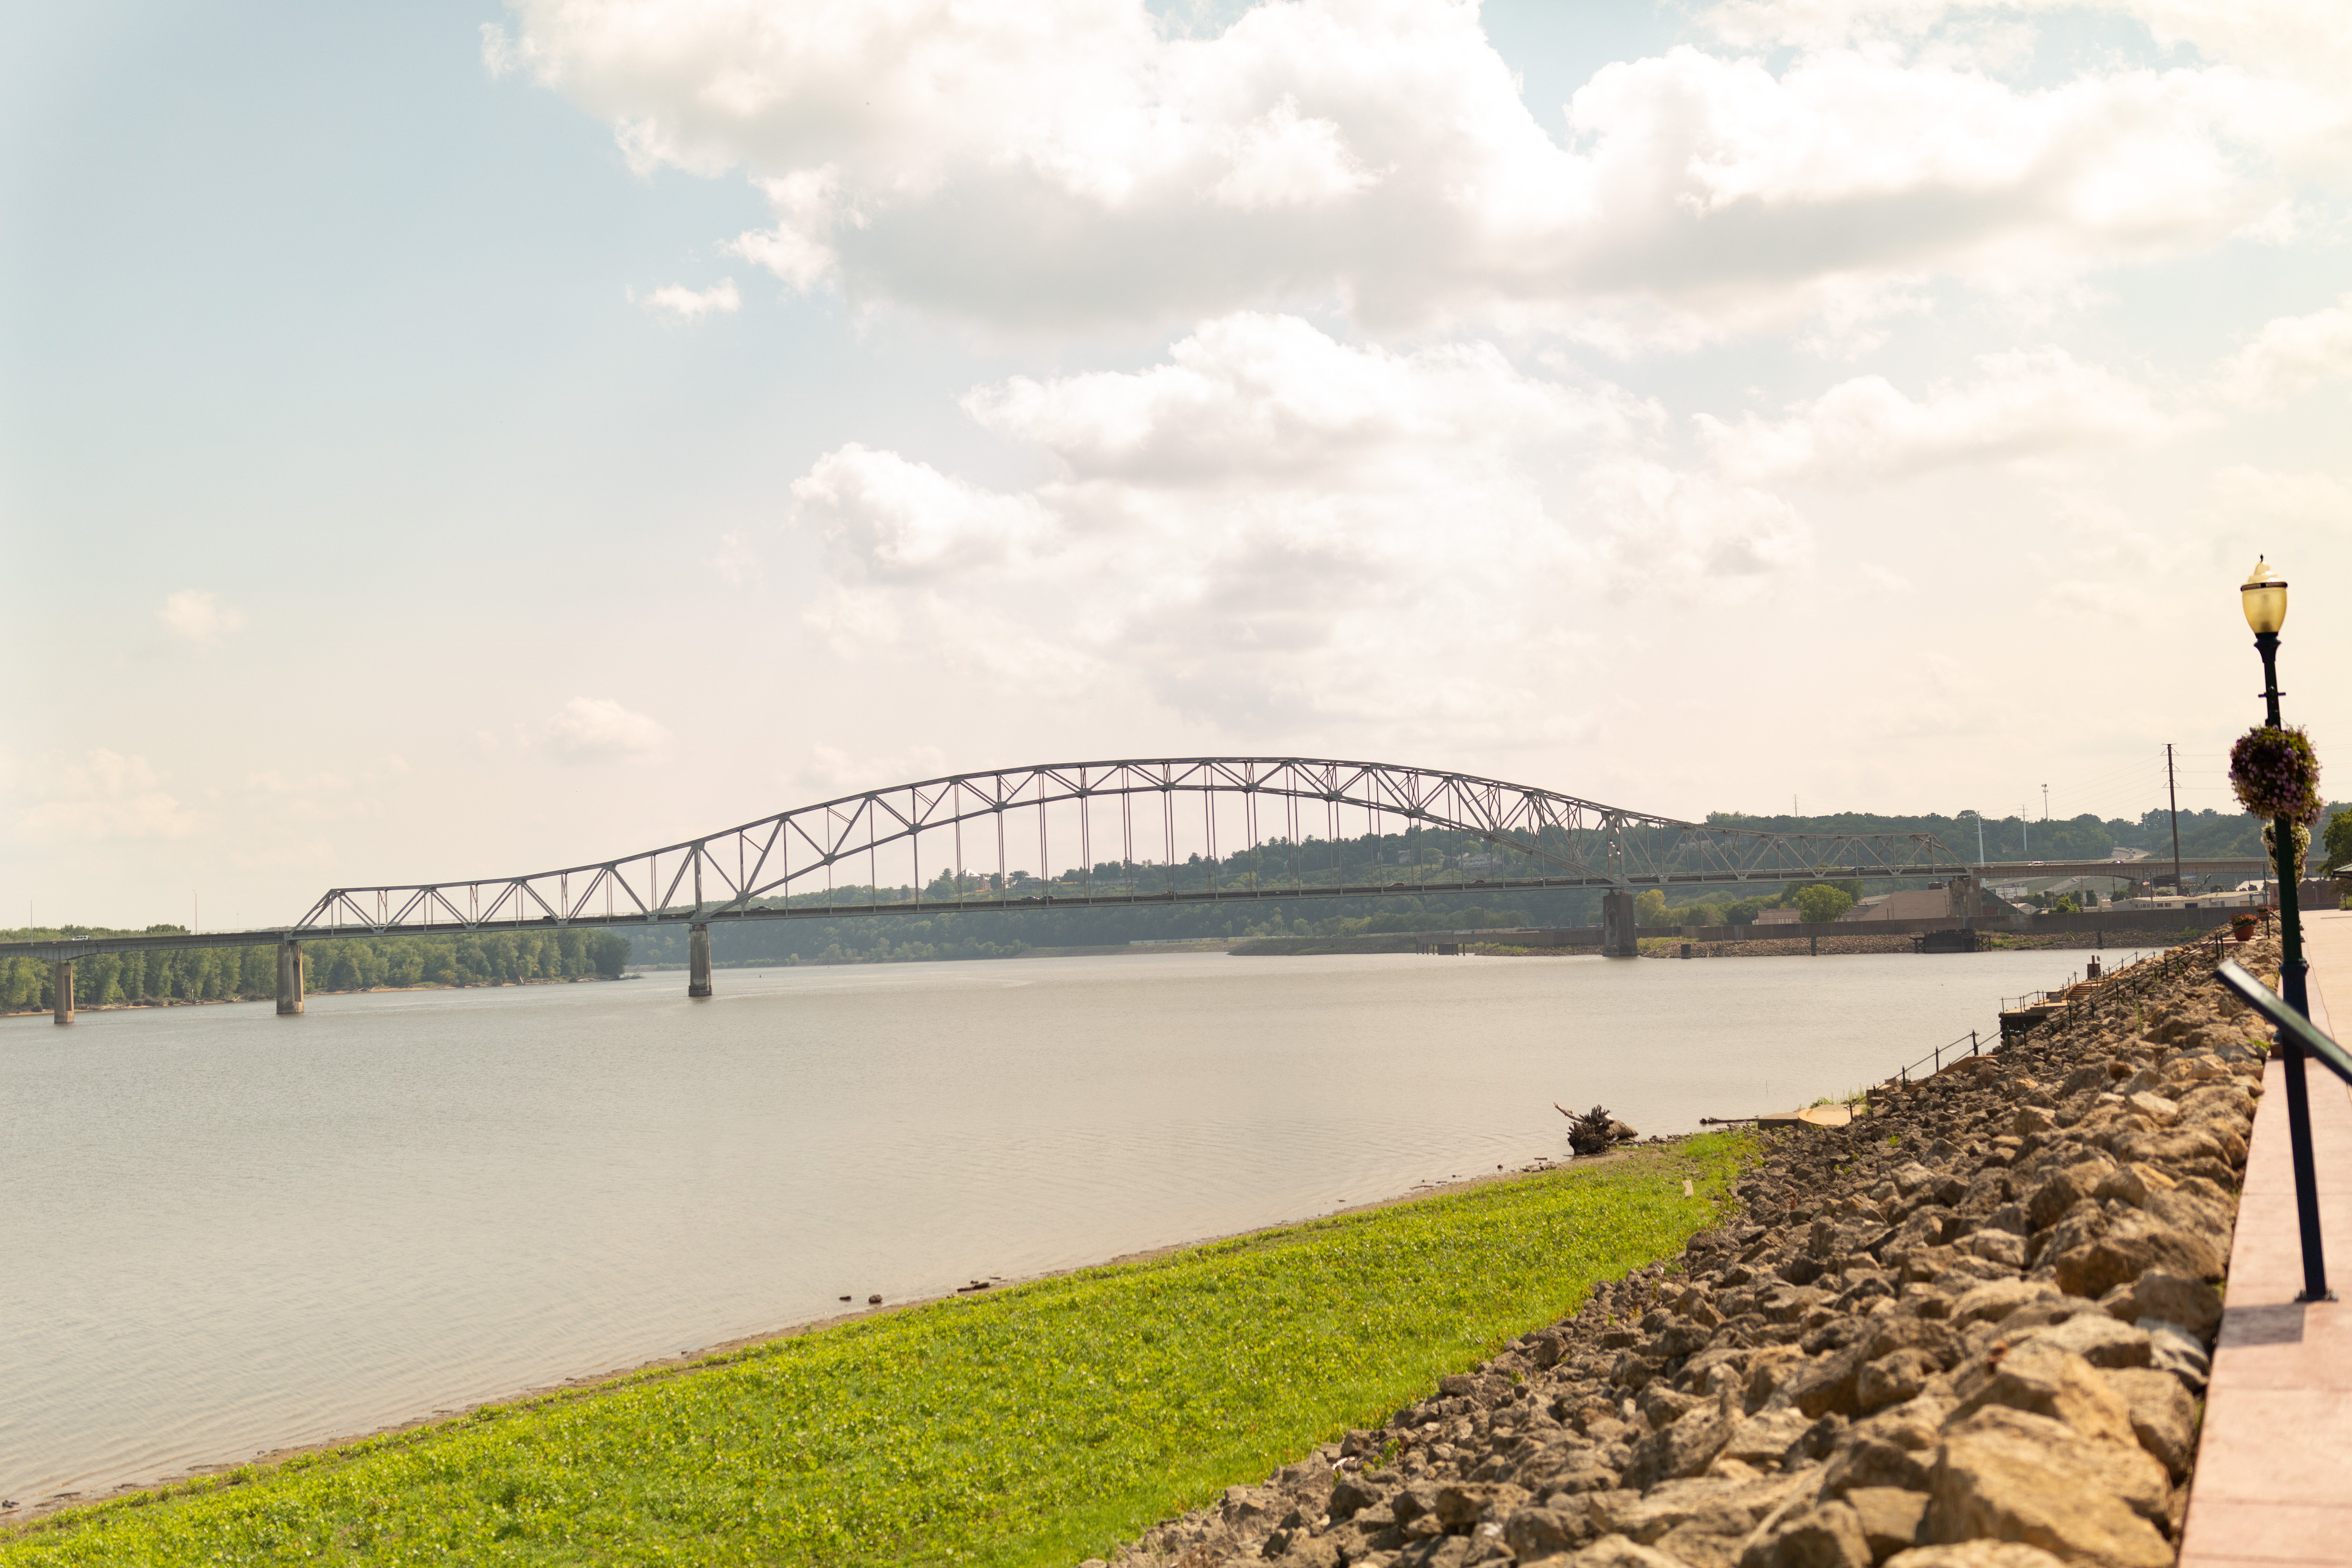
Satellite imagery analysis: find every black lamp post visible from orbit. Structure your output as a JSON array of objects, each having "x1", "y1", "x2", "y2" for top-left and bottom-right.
[{"x1": 2242, "y1": 556, "x2": 2330, "y2": 1300}]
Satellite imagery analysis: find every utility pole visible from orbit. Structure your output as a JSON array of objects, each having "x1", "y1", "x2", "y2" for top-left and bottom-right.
[
  {"x1": 2167, "y1": 743, "x2": 2183, "y2": 898},
  {"x1": 2022, "y1": 806, "x2": 2029, "y2": 859}
]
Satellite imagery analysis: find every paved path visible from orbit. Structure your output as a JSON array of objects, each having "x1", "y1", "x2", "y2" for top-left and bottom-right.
[{"x1": 2179, "y1": 909, "x2": 2352, "y2": 1568}]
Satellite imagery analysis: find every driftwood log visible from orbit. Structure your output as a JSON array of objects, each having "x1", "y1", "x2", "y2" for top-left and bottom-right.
[{"x1": 1555, "y1": 1102, "x2": 1639, "y2": 1156}]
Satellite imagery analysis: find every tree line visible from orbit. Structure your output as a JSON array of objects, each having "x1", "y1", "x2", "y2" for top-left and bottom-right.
[
  {"x1": 0, "y1": 927, "x2": 629, "y2": 1014},
  {"x1": 1706, "y1": 803, "x2": 2348, "y2": 863},
  {"x1": 9, "y1": 800, "x2": 2311, "y2": 1001}
]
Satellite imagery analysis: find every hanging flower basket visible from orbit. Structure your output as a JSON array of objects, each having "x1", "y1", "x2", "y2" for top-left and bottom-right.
[
  {"x1": 2230, "y1": 725, "x2": 2323, "y2": 825},
  {"x1": 2263, "y1": 819, "x2": 2312, "y2": 883}
]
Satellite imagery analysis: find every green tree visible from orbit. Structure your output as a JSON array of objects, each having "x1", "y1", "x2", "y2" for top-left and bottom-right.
[
  {"x1": 2324, "y1": 808, "x2": 2352, "y2": 877},
  {"x1": 1791, "y1": 883, "x2": 1856, "y2": 923}
]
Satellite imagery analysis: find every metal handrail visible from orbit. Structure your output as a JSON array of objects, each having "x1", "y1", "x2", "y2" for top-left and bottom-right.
[
  {"x1": 1896, "y1": 1030, "x2": 1983, "y2": 1082},
  {"x1": 1896, "y1": 933, "x2": 2231, "y2": 1084},
  {"x1": 2216, "y1": 957, "x2": 2352, "y2": 1082},
  {"x1": 2214, "y1": 956, "x2": 2341, "y2": 1303}
]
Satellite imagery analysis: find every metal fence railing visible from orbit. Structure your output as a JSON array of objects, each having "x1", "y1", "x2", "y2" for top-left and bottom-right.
[{"x1": 1891, "y1": 922, "x2": 2248, "y2": 1085}]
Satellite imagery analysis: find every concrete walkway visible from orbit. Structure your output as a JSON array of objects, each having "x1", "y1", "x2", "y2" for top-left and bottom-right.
[{"x1": 2178, "y1": 909, "x2": 2352, "y2": 1568}]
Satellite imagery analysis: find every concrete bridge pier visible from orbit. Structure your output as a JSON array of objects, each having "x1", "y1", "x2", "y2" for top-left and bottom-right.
[
  {"x1": 53, "y1": 960, "x2": 74, "y2": 1025},
  {"x1": 1601, "y1": 891, "x2": 1639, "y2": 958},
  {"x1": 276, "y1": 941, "x2": 305, "y2": 1016},
  {"x1": 688, "y1": 924, "x2": 713, "y2": 998}
]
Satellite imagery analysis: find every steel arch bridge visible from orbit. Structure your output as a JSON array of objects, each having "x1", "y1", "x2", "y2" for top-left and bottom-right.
[{"x1": 293, "y1": 756, "x2": 1973, "y2": 936}]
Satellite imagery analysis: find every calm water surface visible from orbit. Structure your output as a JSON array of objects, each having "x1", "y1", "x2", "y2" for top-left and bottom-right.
[{"x1": 0, "y1": 947, "x2": 2100, "y2": 1504}]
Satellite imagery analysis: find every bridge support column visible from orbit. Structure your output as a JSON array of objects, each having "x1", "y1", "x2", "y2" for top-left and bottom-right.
[
  {"x1": 1948, "y1": 874, "x2": 1982, "y2": 925},
  {"x1": 276, "y1": 941, "x2": 305, "y2": 1016},
  {"x1": 688, "y1": 924, "x2": 713, "y2": 998},
  {"x1": 1601, "y1": 891, "x2": 1639, "y2": 958},
  {"x1": 53, "y1": 960, "x2": 74, "y2": 1025}
]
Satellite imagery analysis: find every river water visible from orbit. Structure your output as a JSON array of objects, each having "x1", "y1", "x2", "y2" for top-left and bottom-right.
[{"x1": 0, "y1": 946, "x2": 2098, "y2": 1507}]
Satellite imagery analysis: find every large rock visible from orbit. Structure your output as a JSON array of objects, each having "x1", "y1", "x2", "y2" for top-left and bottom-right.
[
  {"x1": 1846, "y1": 1487, "x2": 1929, "y2": 1559},
  {"x1": 1951, "y1": 1341, "x2": 2137, "y2": 1446},
  {"x1": 1328, "y1": 1474, "x2": 1384, "y2": 1521},
  {"x1": 1857, "y1": 1349, "x2": 1939, "y2": 1414},
  {"x1": 1791, "y1": 1345, "x2": 1871, "y2": 1419},
  {"x1": 2026, "y1": 1158, "x2": 2117, "y2": 1231},
  {"x1": 2011, "y1": 1313, "x2": 2151, "y2": 1369},
  {"x1": 1927, "y1": 1408, "x2": 2172, "y2": 1568},
  {"x1": 2098, "y1": 1270, "x2": 2222, "y2": 1341},
  {"x1": 2109, "y1": 1126, "x2": 2230, "y2": 1177},
  {"x1": 2098, "y1": 1367, "x2": 2198, "y2": 1479},
  {"x1": 1719, "y1": 1408, "x2": 1816, "y2": 1468},
  {"x1": 2049, "y1": 1208, "x2": 2226, "y2": 1298},
  {"x1": 1883, "y1": 1546, "x2": 2067, "y2": 1568},
  {"x1": 1553, "y1": 1535, "x2": 1694, "y2": 1568},
  {"x1": 2091, "y1": 1161, "x2": 2175, "y2": 1209},
  {"x1": 1739, "y1": 1501, "x2": 1871, "y2": 1568},
  {"x1": 2142, "y1": 1319, "x2": 2212, "y2": 1391},
  {"x1": 1432, "y1": 1482, "x2": 1526, "y2": 1529},
  {"x1": 1624, "y1": 1403, "x2": 1734, "y2": 1490},
  {"x1": 1820, "y1": 1393, "x2": 1952, "y2": 1497},
  {"x1": 1505, "y1": 1507, "x2": 1589, "y2": 1559},
  {"x1": 1600, "y1": 1472, "x2": 1811, "y2": 1546},
  {"x1": 1960, "y1": 1231, "x2": 2026, "y2": 1268},
  {"x1": 1948, "y1": 1279, "x2": 2057, "y2": 1328},
  {"x1": 2027, "y1": 1199, "x2": 2108, "y2": 1270}
]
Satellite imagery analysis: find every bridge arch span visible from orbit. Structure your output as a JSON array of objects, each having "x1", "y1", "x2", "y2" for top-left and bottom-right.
[{"x1": 295, "y1": 757, "x2": 1965, "y2": 935}]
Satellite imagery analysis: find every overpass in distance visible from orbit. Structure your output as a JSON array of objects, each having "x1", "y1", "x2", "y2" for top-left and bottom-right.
[{"x1": 6, "y1": 755, "x2": 2268, "y2": 1018}]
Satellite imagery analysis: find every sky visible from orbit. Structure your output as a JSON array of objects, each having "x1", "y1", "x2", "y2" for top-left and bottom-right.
[{"x1": 4, "y1": 0, "x2": 2350, "y2": 929}]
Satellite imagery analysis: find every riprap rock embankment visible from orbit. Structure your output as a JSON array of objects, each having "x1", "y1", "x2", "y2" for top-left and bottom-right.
[{"x1": 1105, "y1": 933, "x2": 2272, "y2": 1568}]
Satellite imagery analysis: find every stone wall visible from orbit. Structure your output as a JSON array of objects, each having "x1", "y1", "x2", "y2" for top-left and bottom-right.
[{"x1": 1103, "y1": 932, "x2": 2273, "y2": 1568}]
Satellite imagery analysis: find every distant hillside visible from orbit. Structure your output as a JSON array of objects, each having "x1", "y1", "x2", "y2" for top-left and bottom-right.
[
  {"x1": 629, "y1": 797, "x2": 2312, "y2": 969},
  {"x1": 1703, "y1": 804, "x2": 2338, "y2": 864}
]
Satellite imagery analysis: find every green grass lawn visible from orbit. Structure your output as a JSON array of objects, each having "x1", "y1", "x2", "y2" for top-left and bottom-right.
[{"x1": 3, "y1": 1135, "x2": 1751, "y2": 1567}]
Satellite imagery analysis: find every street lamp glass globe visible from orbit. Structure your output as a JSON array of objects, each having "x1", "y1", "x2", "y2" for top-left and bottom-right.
[{"x1": 2242, "y1": 557, "x2": 2289, "y2": 634}]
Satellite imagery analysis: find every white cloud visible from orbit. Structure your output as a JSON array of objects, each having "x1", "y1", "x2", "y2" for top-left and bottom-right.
[
  {"x1": 1698, "y1": 3, "x2": 2352, "y2": 180},
  {"x1": 157, "y1": 588, "x2": 245, "y2": 646},
  {"x1": 493, "y1": 0, "x2": 2332, "y2": 343},
  {"x1": 18, "y1": 750, "x2": 199, "y2": 843},
  {"x1": 2212, "y1": 464, "x2": 2352, "y2": 524},
  {"x1": 633, "y1": 278, "x2": 741, "y2": 321},
  {"x1": 1700, "y1": 348, "x2": 2191, "y2": 484},
  {"x1": 480, "y1": 21, "x2": 519, "y2": 79},
  {"x1": 2216, "y1": 294, "x2": 2352, "y2": 405},
  {"x1": 526, "y1": 697, "x2": 670, "y2": 762},
  {"x1": 796, "y1": 445, "x2": 1057, "y2": 582},
  {"x1": 788, "y1": 313, "x2": 1804, "y2": 732}
]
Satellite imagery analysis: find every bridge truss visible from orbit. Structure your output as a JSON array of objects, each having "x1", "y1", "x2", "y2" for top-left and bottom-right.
[{"x1": 294, "y1": 757, "x2": 1973, "y2": 935}]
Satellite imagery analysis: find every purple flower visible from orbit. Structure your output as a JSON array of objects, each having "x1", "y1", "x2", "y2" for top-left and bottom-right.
[{"x1": 2230, "y1": 725, "x2": 2323, "y2": 824}]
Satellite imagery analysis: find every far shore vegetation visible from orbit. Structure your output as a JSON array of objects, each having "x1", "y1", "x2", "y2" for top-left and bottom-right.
[
  {"x1": 0, "y1": 1136, "x2": 1751, "y2": 1568},
  {"x1": 0, "y1": 928, "x2": 629, "y2": 1016},
  {"x1": 10, "y1": 797, "x2": 2312, "y2": 1001}
]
